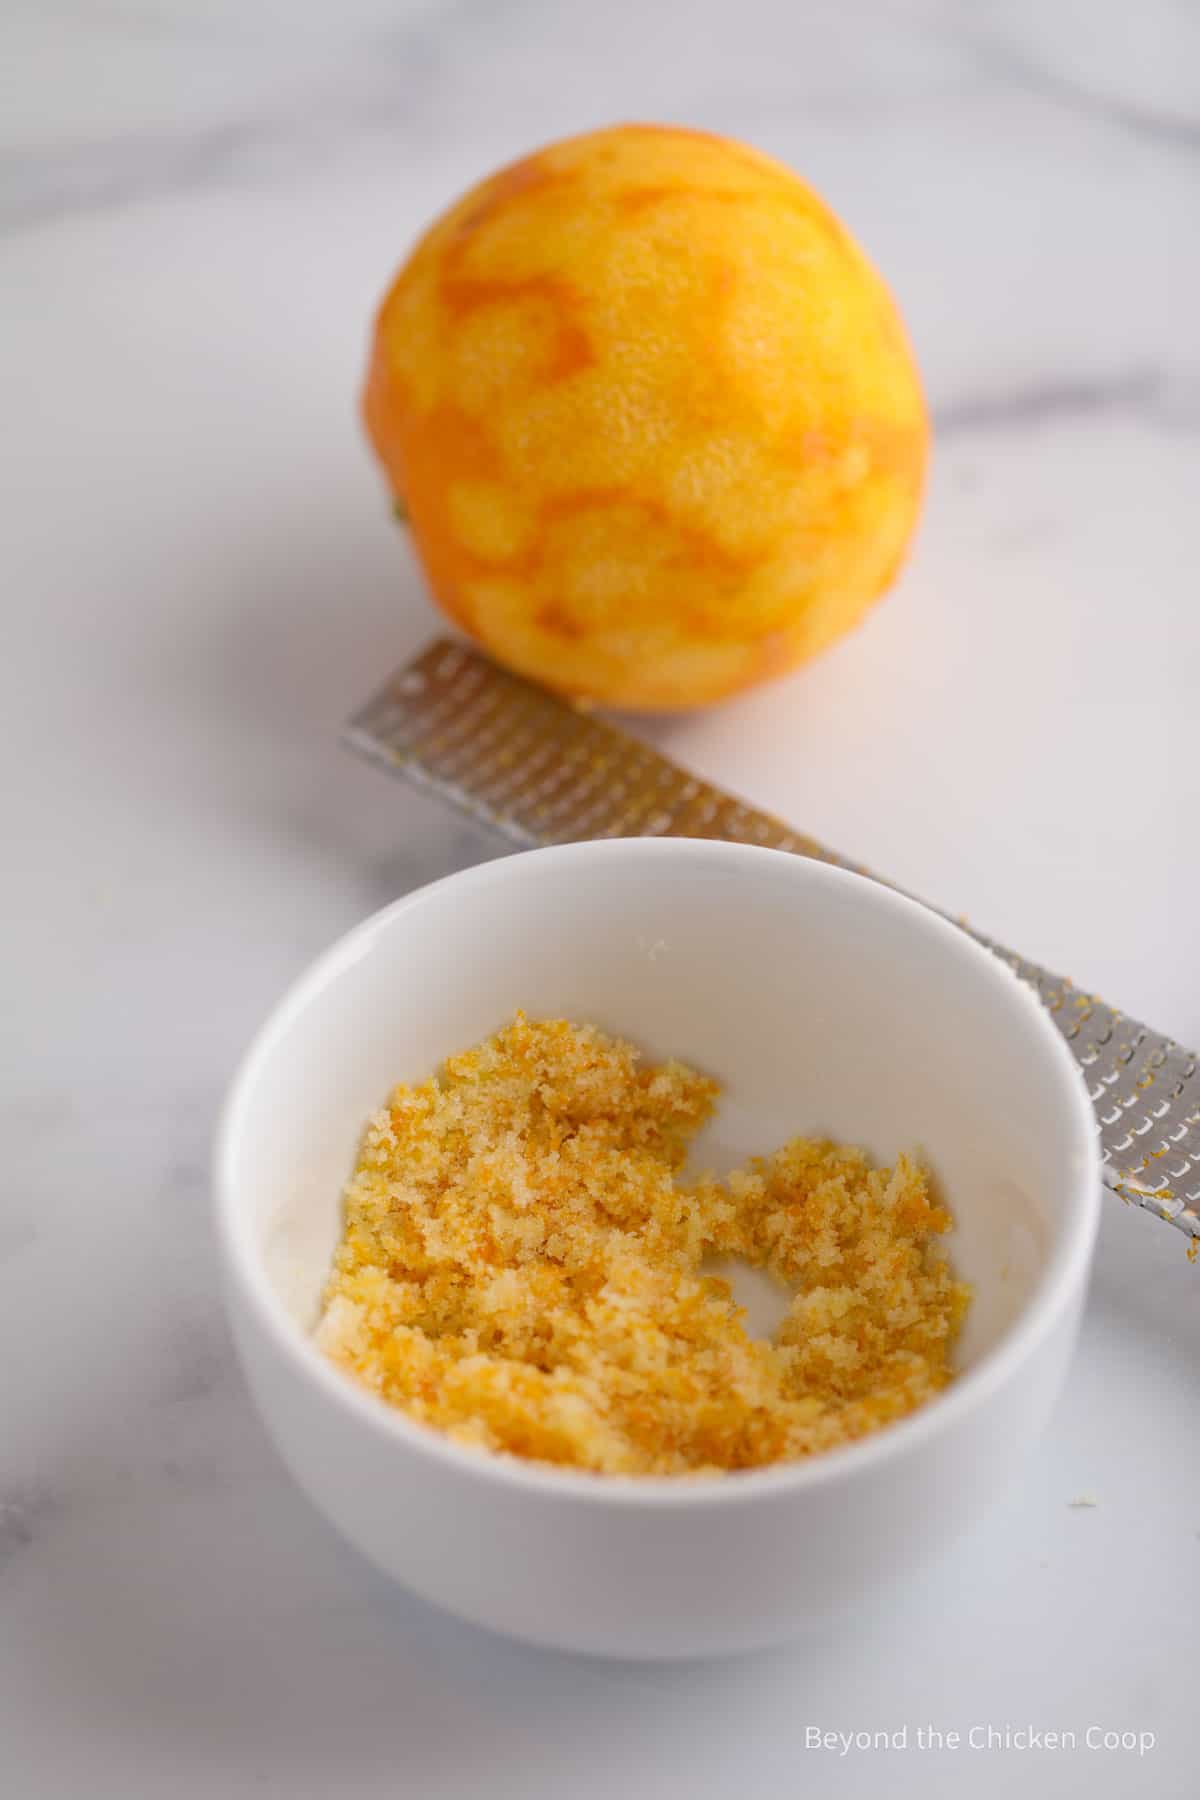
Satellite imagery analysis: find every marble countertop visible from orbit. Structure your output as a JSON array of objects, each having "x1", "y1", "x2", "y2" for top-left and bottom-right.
[{"x1": 4, "y1": 2, "x2": 1198, "y2": 1795}]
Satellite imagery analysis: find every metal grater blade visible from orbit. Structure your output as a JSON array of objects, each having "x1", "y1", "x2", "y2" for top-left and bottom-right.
[{"x1": 345, "y1": 636, "x2": 1200, "y2": 1246}]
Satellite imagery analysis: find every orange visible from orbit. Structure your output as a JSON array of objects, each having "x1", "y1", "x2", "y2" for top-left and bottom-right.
[{"x1": 365, "y1": 124, "x2": 928, "y2": 711}]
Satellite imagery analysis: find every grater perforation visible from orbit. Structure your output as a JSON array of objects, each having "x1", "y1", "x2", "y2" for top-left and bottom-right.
[{"x1": 345, "y1": 637, "x2": 1200, "y2": 1242}]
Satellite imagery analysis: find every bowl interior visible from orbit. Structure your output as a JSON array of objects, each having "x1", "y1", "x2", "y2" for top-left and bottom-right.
[{"x1": 226, "y1": 841, "x2": 1092, "y2": 1386}]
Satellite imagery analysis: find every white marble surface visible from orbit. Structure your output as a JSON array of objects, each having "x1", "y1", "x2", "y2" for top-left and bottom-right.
[{"x1": 3, "y1": 2, "x2": 1198, "y2": 1794}]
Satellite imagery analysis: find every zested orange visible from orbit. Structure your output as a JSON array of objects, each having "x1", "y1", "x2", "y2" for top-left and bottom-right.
[{"x1": 366, "y1": 124, "x2": 928, "y2": 711}]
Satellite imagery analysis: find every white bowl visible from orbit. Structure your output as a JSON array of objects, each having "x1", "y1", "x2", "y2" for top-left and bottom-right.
[{"x1": 216, "y1": 839, "x2": 1100, "y2": 1658}]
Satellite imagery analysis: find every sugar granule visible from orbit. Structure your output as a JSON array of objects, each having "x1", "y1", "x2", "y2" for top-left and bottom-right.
[{"x1": 316, "y1": 1014, "x2": 970, "y2": 1476}]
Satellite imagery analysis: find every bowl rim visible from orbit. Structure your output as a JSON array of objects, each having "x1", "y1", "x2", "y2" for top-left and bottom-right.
[{"x1": 216, "y1": 836, "x2": 1101, "y2": 1508}]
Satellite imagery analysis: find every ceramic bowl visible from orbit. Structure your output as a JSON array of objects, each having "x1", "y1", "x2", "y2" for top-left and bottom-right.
[{"x1": 216, "y1": 838, "x2": 1100, "y2": 1657}]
